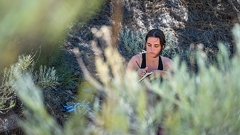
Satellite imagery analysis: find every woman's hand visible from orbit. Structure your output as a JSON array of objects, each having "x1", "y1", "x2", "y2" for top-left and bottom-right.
[
  {"x1": 137, "y1": 67, "x2": 148, "y2": 77},
  {"x1": 151, "y1": 70, "x2": 172, "y2": 80}
]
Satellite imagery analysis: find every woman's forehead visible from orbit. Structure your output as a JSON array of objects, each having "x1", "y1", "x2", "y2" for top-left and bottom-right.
[{"x1": 146, "y1": 37, "x2": 160, "y2": 44}]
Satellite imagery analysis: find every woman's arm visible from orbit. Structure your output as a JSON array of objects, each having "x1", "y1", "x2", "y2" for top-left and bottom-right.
[
  {"x1": 151, "y1": 70, "x2": 172, "y2": 79},
  {"x1": 150, "y1": 57, "x2": 173, "y2": 79},
  {"x1": 127, "y1": 55, "x2": 149, "y2": 78},
  {"x1": 126, "y1": 55, "x2": 140, "y2": 71}
]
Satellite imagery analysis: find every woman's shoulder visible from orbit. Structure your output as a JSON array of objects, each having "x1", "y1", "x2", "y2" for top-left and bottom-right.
[
  {"x1": 161, "y1": 56, "x2": 173, "y2": 70},
  {"x1": 161, "y1": 56, "x2": 172, "y2": 62},
  {"x1": 130, "y1": 53, "x2": 142, "y2": 61},
  {"x1": 127, "y1": 53, "x2": 143, "y2": 70}
]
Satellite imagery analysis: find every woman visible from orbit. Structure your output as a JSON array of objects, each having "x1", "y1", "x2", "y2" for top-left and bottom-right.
[
  {"x1": 127, "y1": 29, "x2": 173, "y2": 80},
  {"x1": 127, "y1": 29, "x2": 173, "y2": 135}
]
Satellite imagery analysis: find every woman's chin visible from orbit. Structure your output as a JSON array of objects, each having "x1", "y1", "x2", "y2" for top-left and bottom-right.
[{"x1": 148, "y1": 53, "x2": 159, "y2": 58}]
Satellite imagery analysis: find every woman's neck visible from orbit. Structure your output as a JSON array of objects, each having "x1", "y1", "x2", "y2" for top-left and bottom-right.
[{"x1": 146, "y1": 53, "x2": 159, "y2": 63}]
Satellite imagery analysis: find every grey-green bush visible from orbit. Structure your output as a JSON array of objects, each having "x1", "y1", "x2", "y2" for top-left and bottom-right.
[
  {"x1": 120, "y1": 28, "x2": 146, "y2": 55},
  {"x1": 0, "y1": 54, "x2": 58, "y2": 114},
  {"x1": 12, "y1": 24, "x2": 240, "y2": 135}
]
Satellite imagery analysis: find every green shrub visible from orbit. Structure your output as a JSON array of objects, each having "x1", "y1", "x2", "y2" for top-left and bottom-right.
[
  {"x1": 11, "y1": 24, "x2": 240, "y2": 135},
  {"x1": 120, "y1": 28, "x2": 146, "y2": 55},
  {"x1": 0, "y1": 55, "x2": 34, "y2": 114},
  {"x1": 0, "y1": 85, "x2": 15, "y2": 114},
  {"x1": 34, "y1": 65, "x2": 58, "y2": 89},
  {"x1": 0, "y1": 54, "x2": 59, "y2": 114},
  {"x1": 162, "y1": 29, "x2": 179, "y2": 58}
]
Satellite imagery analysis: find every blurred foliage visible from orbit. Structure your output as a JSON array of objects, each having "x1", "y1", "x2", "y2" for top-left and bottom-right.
[
  {"x1": 2, "y1": 0, "x2": 240, "y2": 134},
  {"x1": 10, "y1": 24, "x2": 240, "y2": 135},
  {"x1": 77, "y1": 81, "x2": 97, "y2": 103},
  {"x1": 13, "y1": 72, "x2": 62, "y2": 135},
  {"x1": 0, "y1": 0, "x2": 105, "y2": 77}
]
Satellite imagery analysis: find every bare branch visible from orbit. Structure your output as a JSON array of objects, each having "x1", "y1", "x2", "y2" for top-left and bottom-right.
[{"x1": 72, "y1": 48, "x2": 105, "y2": 92}]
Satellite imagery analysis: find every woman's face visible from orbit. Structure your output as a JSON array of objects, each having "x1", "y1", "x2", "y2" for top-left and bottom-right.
[{"x1": 146, "y1": 37, "x2": 163, "y2": 58}]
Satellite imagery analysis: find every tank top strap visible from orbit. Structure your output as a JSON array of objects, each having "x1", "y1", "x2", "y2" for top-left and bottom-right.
[
  {"x1": 158, "y1": 56, "x2": 163, "y2": 70},
  {"x1": 141, "y1": 53, "x2": 163, "y2": 70},
  {"x1": 140, "y1": 53, "x2": 146, "y2": 68}
]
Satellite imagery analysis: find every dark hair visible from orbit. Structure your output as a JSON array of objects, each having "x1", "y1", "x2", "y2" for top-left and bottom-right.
[{"x1": 145, "y1": 29, "x2": 166, "y2": 47}]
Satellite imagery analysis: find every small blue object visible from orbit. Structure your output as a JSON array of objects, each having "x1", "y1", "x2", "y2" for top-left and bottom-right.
[{"x1": 62, "y1": 102, "x2": 80, "y2": 113}]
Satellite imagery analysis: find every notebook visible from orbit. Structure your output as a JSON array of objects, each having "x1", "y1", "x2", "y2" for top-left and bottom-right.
[{"x1": 137, "y1": 71, "x2": 154, "y2": 83}]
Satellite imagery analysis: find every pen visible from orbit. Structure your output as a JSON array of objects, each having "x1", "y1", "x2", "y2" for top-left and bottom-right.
[
  {"x1": 135, "y1": 61, "x2": 140, "y2": 68},
  {"x1": 136, "y1": 61, "x2": 148, "y2": 73}
]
